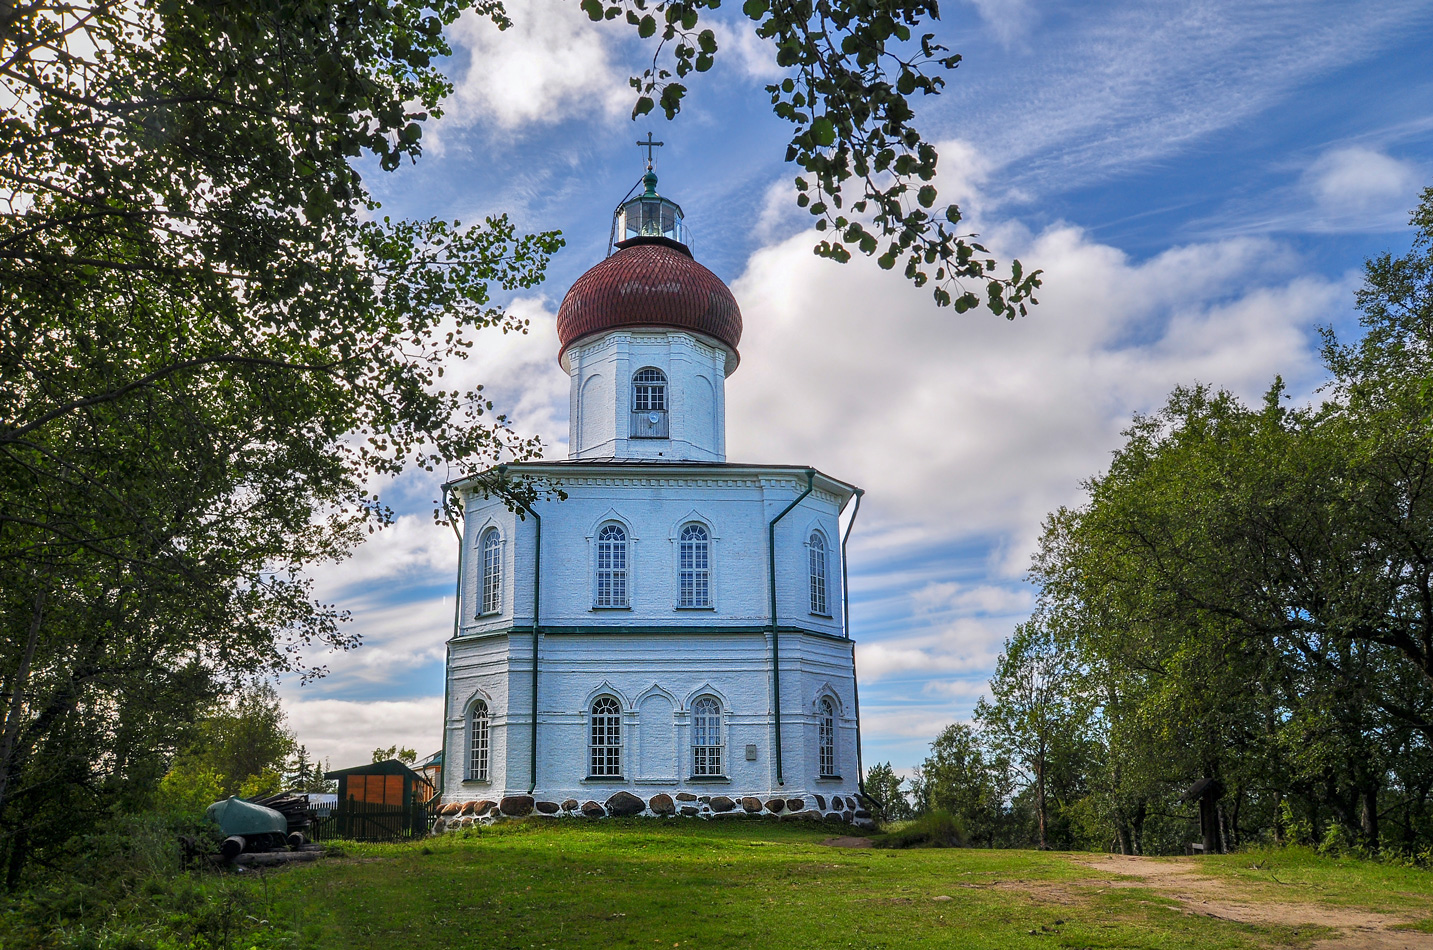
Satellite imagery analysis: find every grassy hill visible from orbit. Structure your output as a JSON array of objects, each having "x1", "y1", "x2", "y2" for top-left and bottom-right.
[
  {"x1": 261, "y1": 821, "x2": 1431, "y2": 949},
  {"x1": 8, "y1": 818, "x2": 1433, "y2": 949}
]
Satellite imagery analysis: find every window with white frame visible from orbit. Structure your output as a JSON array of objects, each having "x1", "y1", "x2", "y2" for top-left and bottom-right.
[
  {"x1": 632, "y1": 368, "x2": 667, "y2": 411},
  {"x1": 809, "y1": 531, "x2": 828, "y2": 615},
  {"x1": 692, "y1": 696, "x2": 723, "y2": 776},
  {"x1": 467, "y1": 700, "x2": 490, "y2": 782},
  {"x1": 480, "y1": 528, "x2": 502, "y2": 615},
  {"x1": 596, "y1": 523, "x2": 629, "y2": 607},
  {"x1": 589, "y1": 695, "x2": 622, "y2": 776},
  {"x1": 678, "y1": 523, "x2": 710, "y2": 608},
  {"x1": 818, "y1": 697, "x2": 836, "y2": 777}
]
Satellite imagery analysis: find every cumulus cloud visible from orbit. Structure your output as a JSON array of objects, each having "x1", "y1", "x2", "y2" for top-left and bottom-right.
[
  {"x1": 443, "y1": 0, "x2": 629, "y2": 131},
  {"x1": 726, "y1": 142, "x2": 1346, "y2": 565},
  {"x1": 281, "y1": 697, "x2": 444, "y2": 771},
  {"x1": 856, "y1": 622, "x2": 1006, "y2": 681},
  {"x1": 1301, "y1": 146, "x2": 1423, "y2": 226}
]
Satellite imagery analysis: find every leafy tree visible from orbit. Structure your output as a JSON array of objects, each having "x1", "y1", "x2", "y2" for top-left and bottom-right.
[
  {"x1": 864, "y1": 761, "x2": 915, "y2": 822},
  {"x1": 0, "y1": 0, "x2": 1035, "y2": 884},
  {"x1": 177, "y1": 682, "x2": 296, "y2": 799},
  {"x1": 371, "y1": 745, "x2": 419, "y2": 766},
  {"x1": 912, "y1": 723, "x2": 1012, "y2": 847},
  {"x1": 976, "y1": 616, "x2": 1092, "y2": 849},
  {"x1": 286, "y1": 745, "x2": 335, "y2": 794}
]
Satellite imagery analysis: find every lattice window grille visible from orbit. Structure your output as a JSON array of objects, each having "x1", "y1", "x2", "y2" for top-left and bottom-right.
[
  {"x1": 481, "y1": 529, "x2": 502, "y2": 615},
  {"x1": 809, "y1": 532, "x2": 828, "y2": 615},
  {"x1": 633, "y1": 368, "x2": 667, "y2": 412},
  {"x1": 590, "y1": 696, "x2": 623, "y2": 776},
  {"x1": 692, "y1": 696, "x2": 723, "y2": 776},
  {"x1": 819, "y1": 698, "x2": 836, "y2": 777},
  {"x1": 679, "y1": 523, "x2": 710, "y2": 608},
  {"x1": 468, "y1": 701, "x2": 489, "y2": 782},
  {"x1": 596, "y1": 524, "x2": 628, "y2": 607}
]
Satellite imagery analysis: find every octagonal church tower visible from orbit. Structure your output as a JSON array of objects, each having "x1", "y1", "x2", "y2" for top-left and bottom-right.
[{"x1": 438, "y1": 160, "x2": 868, "y2": 825}]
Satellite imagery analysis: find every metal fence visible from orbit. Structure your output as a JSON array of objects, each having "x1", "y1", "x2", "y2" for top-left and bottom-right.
[{"x1": 311, "y1": 798, "x2": 436, "y2": 842}]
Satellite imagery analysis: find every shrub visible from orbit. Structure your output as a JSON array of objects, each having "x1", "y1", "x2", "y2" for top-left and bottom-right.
[{"x1": 877, "y1": 810, "x2": 967, "y2": 849}]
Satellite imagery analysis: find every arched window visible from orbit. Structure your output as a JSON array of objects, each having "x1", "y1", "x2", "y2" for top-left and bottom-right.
[
  {"x1": 467, "y1": 700, "x2": 489, "y2": 782},
  {"x1": 678, "y1": 523, "x2": 710, "y2": 608},
  {"x1": 595, "y1": 524, "x2": 628, "y2": 607},
  {"x1": 818, "y1": 698, "x2": 836, "y2": 777},
  {"x1": 809, "y1": 532, "x2": 828, "y2": 615},
  {"x1": 632, "y1": 368, "x2": 667, "y2": 411},
  {"x1": 590, "y1": 696, "x2": 622, "y2": 777},
  {"x1": 480, "y1": 528, "x2": 502, "y2": 615},
  {"x1": 692, "y1": 696, "x2": 723, "y2": 776}
]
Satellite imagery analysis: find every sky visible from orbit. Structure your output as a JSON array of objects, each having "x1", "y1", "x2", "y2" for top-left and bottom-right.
[{"x1": 277, "y1": 0, "x2": 1433, "y2": 777}]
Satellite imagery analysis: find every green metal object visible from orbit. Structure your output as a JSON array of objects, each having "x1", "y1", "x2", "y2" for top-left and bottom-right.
[{"x1": 206, "y1": 796, "x2": 286, "y2": 837}]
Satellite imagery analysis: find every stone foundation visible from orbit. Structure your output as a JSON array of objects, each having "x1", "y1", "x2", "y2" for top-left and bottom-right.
[{"x1": 430, "y1": 792, "x2": 873, "y2": 833}]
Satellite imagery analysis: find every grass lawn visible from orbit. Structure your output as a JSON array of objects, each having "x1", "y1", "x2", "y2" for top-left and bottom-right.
[{"x1": 256, "y1": 820, "x2": 1349, "y2": 950}]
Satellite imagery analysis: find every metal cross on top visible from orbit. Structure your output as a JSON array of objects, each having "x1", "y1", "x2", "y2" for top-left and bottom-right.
[{"x1": 637, "y1": 131, "x2": 664, "y2": 168}]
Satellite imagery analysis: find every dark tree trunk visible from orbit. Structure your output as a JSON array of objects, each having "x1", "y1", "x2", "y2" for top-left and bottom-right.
[
  {"x1": 1132, "y1": 799, "x2": 1146, "y2": 856},
  {"x1": 1036, "y1": 761, "x2": 1048, "y2": 850},
  {"x1": 1360, "y1": 787, "x2": 1380, "y2": 845},
  {"x1": 1200, "y1": 788, "x2": 1220, "y2": 855}
]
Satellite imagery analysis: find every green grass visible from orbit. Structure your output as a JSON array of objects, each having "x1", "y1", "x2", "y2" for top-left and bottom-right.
[
  {"x1": 1197, "y1": 846, "x2": 1433, "y2": 914},
  {"x1": 259, "y1": 821, "x2": 1325, "y2": 950}
]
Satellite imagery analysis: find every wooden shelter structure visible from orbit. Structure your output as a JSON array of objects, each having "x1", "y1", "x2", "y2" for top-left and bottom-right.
[{"x1": 318, "y1": 759, "x2": 436, "y2": 841}]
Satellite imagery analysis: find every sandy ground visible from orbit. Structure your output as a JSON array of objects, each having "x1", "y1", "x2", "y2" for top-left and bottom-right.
[{"x1": 1071, "y1": 854, "x2": 1433, "y2": 950}]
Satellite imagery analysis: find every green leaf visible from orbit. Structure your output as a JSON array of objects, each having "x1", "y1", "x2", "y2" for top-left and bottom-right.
[
  {"x1": 810, "y1": 117, "x2": 836, "y2": 147},
  {"x1": 638, "y1": 14, "x2": 657, "y2": 37}
]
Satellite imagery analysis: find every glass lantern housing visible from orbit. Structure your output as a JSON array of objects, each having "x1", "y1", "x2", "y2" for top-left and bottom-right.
[{"x1": 609, "y1": 170, "x2": 692, "y2": 253}]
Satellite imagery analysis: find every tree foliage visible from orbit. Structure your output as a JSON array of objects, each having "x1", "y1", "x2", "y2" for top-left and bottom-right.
[
  {"x1": 584, "y1": 0, "x2": 1042, "y2": 314},
  {"x1": 1012, "y1": 187, "x2": 1433, "y2": 855},
  {"x1": 864, "y1": 761, "x2": 915, "y2": 822},
  {"x1": 0, "y1": 0, "x2": 1036, "y2": 885},
  {"x1": 0, "y1": 0, "x2": 561, "y2": 884}
]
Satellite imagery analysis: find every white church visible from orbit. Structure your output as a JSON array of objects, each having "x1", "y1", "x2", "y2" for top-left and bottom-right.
[{"x1": 435, "y1": 156, "x2": 870, "y2": 827}]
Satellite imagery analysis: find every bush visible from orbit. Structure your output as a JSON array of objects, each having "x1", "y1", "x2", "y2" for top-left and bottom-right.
[{"x1": 877, "y1": 810, "x2": 967, "y2": 849}]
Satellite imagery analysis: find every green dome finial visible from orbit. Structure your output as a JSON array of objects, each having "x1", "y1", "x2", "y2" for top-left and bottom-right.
[{"x1": 643, "y1": 168, "x2": 659, "y2": 196}]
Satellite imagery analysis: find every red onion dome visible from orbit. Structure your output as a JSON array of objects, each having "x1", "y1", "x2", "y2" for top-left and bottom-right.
[{"x1": 556, "y1": 237, "x2": 742, "y2": 366}]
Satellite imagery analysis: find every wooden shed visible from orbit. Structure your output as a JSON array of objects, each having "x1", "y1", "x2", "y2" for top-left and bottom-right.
[{"x1": 318, "y1": 759, "x2": 436, "y2": 841}]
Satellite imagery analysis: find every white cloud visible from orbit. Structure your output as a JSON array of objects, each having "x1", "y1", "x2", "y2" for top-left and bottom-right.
[
  {"x1": 443, "y1": 0, "x2": 629, "y2": 131},
  {"x1": 726, "y1": 140, "x2": 1346, "y2": 564},
  {"x1": 1302, "y1": 146, "x2": 1422, "y2": 223},
  {"x1": 440, "y1": 296, "x2": 571, "y2": 458},
  {"x1": 911, "y1": 581, "x2": 1032, "y2": 616},
  {"x1": 962, "y1": 0, "x2": 1039, "y2": 47},
  {"x1": 281, "y1": 697, "x2": 444, "y2": 771},
  {"x1": 856, "y1": 621, "x2": 1006, "y2": 681},
  {"x1": 948, "y1": 1, "x2": 1431, "y2": 196}
]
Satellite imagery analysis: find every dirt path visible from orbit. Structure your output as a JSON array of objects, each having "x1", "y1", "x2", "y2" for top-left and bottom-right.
[{"x1": 1071, "y1": 854, "x2": 1433, "y2": 949}]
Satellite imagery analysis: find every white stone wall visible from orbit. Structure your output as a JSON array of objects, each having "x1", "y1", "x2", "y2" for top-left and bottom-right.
[
  {"x1": 564, "y1": 330, "x2": 731, "y2": 462},
  {"x1": 458, "y1": 467, "x2": 848, "y2": 634},
  {"x1": 442, "y1": 628, "x2": 861, "y2": 806},
  {"x1": 441, "y1": 463, "x2": 865, "y2": 810}
]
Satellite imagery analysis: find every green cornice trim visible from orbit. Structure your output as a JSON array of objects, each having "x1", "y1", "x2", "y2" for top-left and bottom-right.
[{"x1": 448, "y1": 623, "x2": 848, "y2": 645}]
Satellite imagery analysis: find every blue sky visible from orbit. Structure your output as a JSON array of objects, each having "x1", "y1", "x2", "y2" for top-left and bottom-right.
[{"x1": 279, "y1": 0, "x2": 1433, "y2": 775}]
